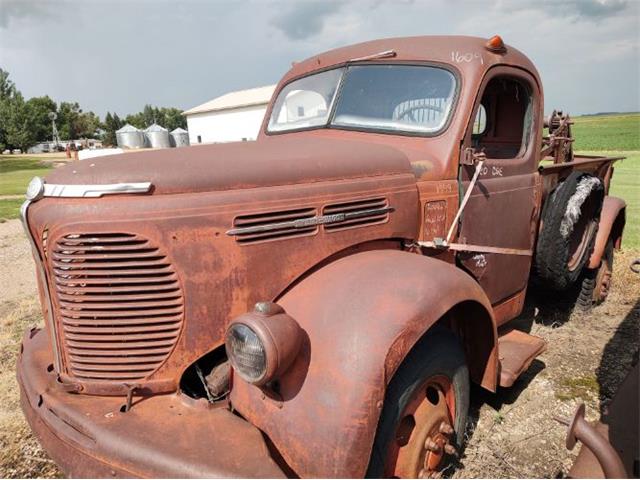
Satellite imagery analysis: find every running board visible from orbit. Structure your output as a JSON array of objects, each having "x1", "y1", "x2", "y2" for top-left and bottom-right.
[{"x1": 498, "y1": 329, "x2": 547, "y2": 388}]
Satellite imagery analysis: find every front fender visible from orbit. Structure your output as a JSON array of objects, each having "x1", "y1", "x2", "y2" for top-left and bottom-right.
[
  {"x1": 588, "y1": 196, "x2": 626, "y2": 269},
  {"x1": 230, "y1": 250, "x2": 497, "y2": 478}
]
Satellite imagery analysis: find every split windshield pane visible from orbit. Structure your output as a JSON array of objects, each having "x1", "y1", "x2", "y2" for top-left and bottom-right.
[
  {"x1": 268, "y1": 68, "x2": 344, "y2": 132},
  {"x1": 267, "y1": 65, "x2": 457, "y2": 135}
]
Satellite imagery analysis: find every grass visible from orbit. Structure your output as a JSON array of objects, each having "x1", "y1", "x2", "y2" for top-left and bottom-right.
[
  {"x1": 0, "y1": 157, "x2": 52, "y2": 198},
  {"x1": 0, "y1": 298, "x2": 61, "y2": 478},
  {"x1": 555, "y1": 374, "x2": 600, "y2": 401},
  {"x1": 572, "y1": 113, "x2": 640, "y2": 151},
  {"x1": 584, "y1": 151, "x2": 639, "y2": 249},
  {"x1": 0, "y1": 199, "x2": 24, "y2": 221},
  {"x1": 0, "y1": 157, "x2": 53, "y2": 220}
]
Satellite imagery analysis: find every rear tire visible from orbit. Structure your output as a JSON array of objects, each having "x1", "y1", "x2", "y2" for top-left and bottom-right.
[
  {"x1": 576, "y1": 238, "x2": 614, "y2": 310},
  {"x1": 367, "y1": 328, "x2": 469, "y2": 478},
  {"x1": 535, "y1": 172, "x2": 604, "y2": 291}
]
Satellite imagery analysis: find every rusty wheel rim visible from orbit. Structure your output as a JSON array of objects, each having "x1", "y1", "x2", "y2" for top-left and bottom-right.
[
  {"x1": 567, "y1": 220, "x2": 597, "y2": 272},
  {"x1": 593, "y1": 255, "x2": 613, "y2": 303},
  {"x1": 567, "y1": 196, "x2": 599, "y2": 272},
  {"x1": 386, "y1": 375, "x2": 457, "y2": 478}
]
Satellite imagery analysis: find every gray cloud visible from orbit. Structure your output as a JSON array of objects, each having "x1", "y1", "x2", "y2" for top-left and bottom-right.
[
  {"x1": 0, "y1": 0, "x2": 54, "y2": 29},
  {"x1": 506, "y1": 0, "x2": 629, "y2": 21},
  {"x1": 270, "y1": 0, "x2": 344, "y2": 40},
  {"x1": 568, "y1": 0, "x2": 628, "y2": 19},
  {"x1": 0, "y1": 0, "x2": 637, "y2": 117}
]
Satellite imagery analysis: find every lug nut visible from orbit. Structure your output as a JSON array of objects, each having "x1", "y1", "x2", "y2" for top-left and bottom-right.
[
  {"x1": 439, "y1": 421, "x2": 454, "y2": 435},
  {"x1": 444, "y1": 443, "x2": 458, "y2": 456},
  {"x1": 424, "y1": 438, "x2": 441, "y2": 452}
]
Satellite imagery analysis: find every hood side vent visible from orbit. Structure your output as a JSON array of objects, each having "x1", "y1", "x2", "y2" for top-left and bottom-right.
[
  {"x1": 323, "y1": 197, "x2": 390, "y2": 232},
  {"x1": 231, "y1": 207, "x2": 318, "y2": 244}
]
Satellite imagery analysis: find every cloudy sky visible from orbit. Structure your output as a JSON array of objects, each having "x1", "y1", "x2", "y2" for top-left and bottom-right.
[{"x1": 1, "y1": 0, "x2": 638, "y2": 117}]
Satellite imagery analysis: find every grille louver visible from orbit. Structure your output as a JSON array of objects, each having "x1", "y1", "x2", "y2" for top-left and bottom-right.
[
  {"x1": 51, "y1": 233, "x2": 183, "y2": 381},
  {"x1": 231, "y1": 207, "x2": 318, "y2": 244},
  {"x1": 323, "y1": 197, "x2": 390, "y2": 231}
]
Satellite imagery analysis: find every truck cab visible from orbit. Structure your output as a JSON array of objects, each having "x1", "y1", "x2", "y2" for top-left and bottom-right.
[{"x1": 17, "y1": 35, "x2": 625, "y2": 478}]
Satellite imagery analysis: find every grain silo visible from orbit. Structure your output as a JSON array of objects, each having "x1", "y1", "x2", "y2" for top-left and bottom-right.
[
  {"x1": 144, "y1": 123, "x2": 171, "y2": 149},
  {"x1": 170, "y1": 127, "x2": 190, "y2": 147},
  {"x1": 116, "y1": 124, "x2": 145, "y2": 149}
]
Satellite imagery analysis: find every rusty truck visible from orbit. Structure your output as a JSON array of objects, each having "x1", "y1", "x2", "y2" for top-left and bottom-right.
[{"x1": 17, "y1": 35, "x2": 626, "y2": 478}]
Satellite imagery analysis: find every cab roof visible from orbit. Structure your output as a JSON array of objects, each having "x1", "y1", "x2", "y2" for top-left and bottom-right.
[{"x1": 280, "y1": 35, "x2": 540, "y2": 89}]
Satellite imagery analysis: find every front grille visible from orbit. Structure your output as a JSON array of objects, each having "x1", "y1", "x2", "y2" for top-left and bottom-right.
[{"x1": 50, "y1": 233, "x2": 183, "y2": 381}]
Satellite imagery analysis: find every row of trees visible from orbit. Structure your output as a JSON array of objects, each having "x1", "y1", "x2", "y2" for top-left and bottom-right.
[{"x1": 0, "y1": 68, "x2": 186, "y2": 151}]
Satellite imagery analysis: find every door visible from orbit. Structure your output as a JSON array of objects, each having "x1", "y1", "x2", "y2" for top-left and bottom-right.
[{"x1": 457, "y1": 67, "x2": 542, "y2": 305}]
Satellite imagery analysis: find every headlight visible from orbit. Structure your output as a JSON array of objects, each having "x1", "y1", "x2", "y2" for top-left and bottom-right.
[
  {"x1": 226, "y1": 323, "x2": 267, "y2": 383},
  {"x1": 225, "y1": 302, "x2": 302, "y2": 386},
  {"x1": 26, "y1": 176, "x2": 45, "y2": 201}
]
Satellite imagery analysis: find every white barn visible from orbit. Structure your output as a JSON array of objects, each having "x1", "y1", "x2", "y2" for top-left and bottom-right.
[{"x1": 183, "y1": 85, "x2": 276, "y2": 145}]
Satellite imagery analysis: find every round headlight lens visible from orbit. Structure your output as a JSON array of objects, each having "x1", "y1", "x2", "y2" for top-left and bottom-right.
[
  {"x1": 225, "y1": 323, "x2": 266, "y2": 383},
  {"x1": 25, "y1": 176, "x2": 45, "y2": 201}
]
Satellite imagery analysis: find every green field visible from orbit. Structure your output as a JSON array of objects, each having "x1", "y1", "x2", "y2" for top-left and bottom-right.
[
  {"x1": 601, "y1": 151, "x2": 639, "y2": 248},
  {"x1": 572, "y1": 113, "x2": 639, "y2": 151},
  {"x1": 0, "y1": 156, "x2": 53, "y2": 221}
]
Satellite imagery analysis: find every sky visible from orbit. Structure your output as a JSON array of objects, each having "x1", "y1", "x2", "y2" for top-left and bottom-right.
[{"x1": 0, "y1": 0, "x2": 638, "y2": 118}]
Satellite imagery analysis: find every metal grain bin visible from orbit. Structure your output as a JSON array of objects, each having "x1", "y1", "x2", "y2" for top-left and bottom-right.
[
  {"x1": 170, "y1": 127, "x2": 190, "y2": 147},
  {"x1": 144, "y1": 123, "x2": 171, "y2": 149},
  {"x1": 116, "y1": 124, "x2": 145, "y2": 149}
]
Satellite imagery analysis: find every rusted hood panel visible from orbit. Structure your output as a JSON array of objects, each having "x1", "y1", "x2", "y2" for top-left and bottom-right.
[{"x1": 45, "y1": 134, "x2": 413, "y2": 195}]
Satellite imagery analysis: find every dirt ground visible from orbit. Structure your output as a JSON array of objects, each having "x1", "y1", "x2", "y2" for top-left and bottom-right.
[{"x1": 0, "y1": 218, "x2": 638, "y2": 478}]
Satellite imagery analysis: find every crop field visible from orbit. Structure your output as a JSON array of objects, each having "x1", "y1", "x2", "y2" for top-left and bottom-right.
[
  {"x1": 0, "y1": 114, "x2": 638, "y2": 478},
  {"x1": 572, "y1": 113, "x2": 639, "y2": 151}
]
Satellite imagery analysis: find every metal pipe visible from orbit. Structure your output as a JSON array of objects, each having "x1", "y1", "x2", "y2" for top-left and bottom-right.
[{"x1": 556, "y1": 404, "x2": 627, "y2": 479}]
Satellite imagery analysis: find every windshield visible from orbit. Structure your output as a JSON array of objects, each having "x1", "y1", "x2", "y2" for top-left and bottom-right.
[{"x1": 267, "y1": 65, "x2": 457, "y2": 135}]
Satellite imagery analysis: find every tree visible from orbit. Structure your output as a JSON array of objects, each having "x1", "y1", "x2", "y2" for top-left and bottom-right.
[
  {"x1": 0, "y1": 69, "x2": 35, "y2": 152},
  {"x1": 102, "y1": 112, "x2": 123, "y2": 147},
  {"x1": 0, "y1": 68, "x2": 17, "y2": 101},
  {"x1": 0, "y1": 91, "x2": 35, "y2": 151},
  {"x1": 57, "y1": 102, "x2": 100, "y2": 139},
  {"x1": 124, "y1": 111, "x2": 145, "y2": 129},
  {"x1": 125, "y1": 105, "x2": 186, "y2": 131},
  {"x1": 160, "y1": 107, "x2": 186, "y2": 131},
  {"x1": 25, "y1": 96, "x2": 57, "y2": 143}
]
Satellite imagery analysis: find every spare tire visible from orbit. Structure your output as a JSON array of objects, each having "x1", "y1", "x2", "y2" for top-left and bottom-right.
[{"x1": 535, "y1": 171, "x2": 604, "y2": 291}]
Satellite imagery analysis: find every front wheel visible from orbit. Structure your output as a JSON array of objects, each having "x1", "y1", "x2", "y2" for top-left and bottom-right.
[{"x1": 367, "y1": 328, "x2": 469, "y2": 478}]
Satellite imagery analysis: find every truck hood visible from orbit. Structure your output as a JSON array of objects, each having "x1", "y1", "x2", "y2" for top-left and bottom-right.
[{"x1": 45, "y1": 135, "x2": 413, "y2": 195}]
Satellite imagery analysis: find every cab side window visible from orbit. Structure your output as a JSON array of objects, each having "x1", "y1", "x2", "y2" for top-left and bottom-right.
[{"x1": 472, "y1": 76, "x2": 533, "y2": 159}]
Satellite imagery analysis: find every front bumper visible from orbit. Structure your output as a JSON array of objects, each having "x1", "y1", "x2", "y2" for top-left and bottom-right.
[{"x1": 17, "y1": 328, "x2": 286, "y2": 478}]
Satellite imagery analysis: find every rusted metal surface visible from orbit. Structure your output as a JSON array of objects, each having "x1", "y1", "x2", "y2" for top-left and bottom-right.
[
  {"x1": 18, "y1": 329, "x2": 286, "y2": 478},
  {"x1": 588, "y1": 196, "x2": 626, "y2": 269},
  {"x1": 230, "y1": 250, "x2": 497, "y2": 478},
  {"x1": 497, "y1": 329, "x2": 546, "y2": 388},
  {"x1": 26, "y1": 163, "x2": 419, "y2": 396},
  {"x1": 557, "y1": 404, "x2": 627, "y2": 479},
  {"x1": 389, "y1": 376, "x2": 456, "y2": 478},
  {"x1": 17, "y1": 34, "x2": 627, "y2": 477},
  {"x1": 562, "y1": 362, "x2": 639, "y2": 479}
]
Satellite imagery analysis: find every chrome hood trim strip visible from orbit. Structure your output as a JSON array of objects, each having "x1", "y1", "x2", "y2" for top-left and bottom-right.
[{"x1": 42, "y1": 182, "x2": 152, "y2": 198}]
